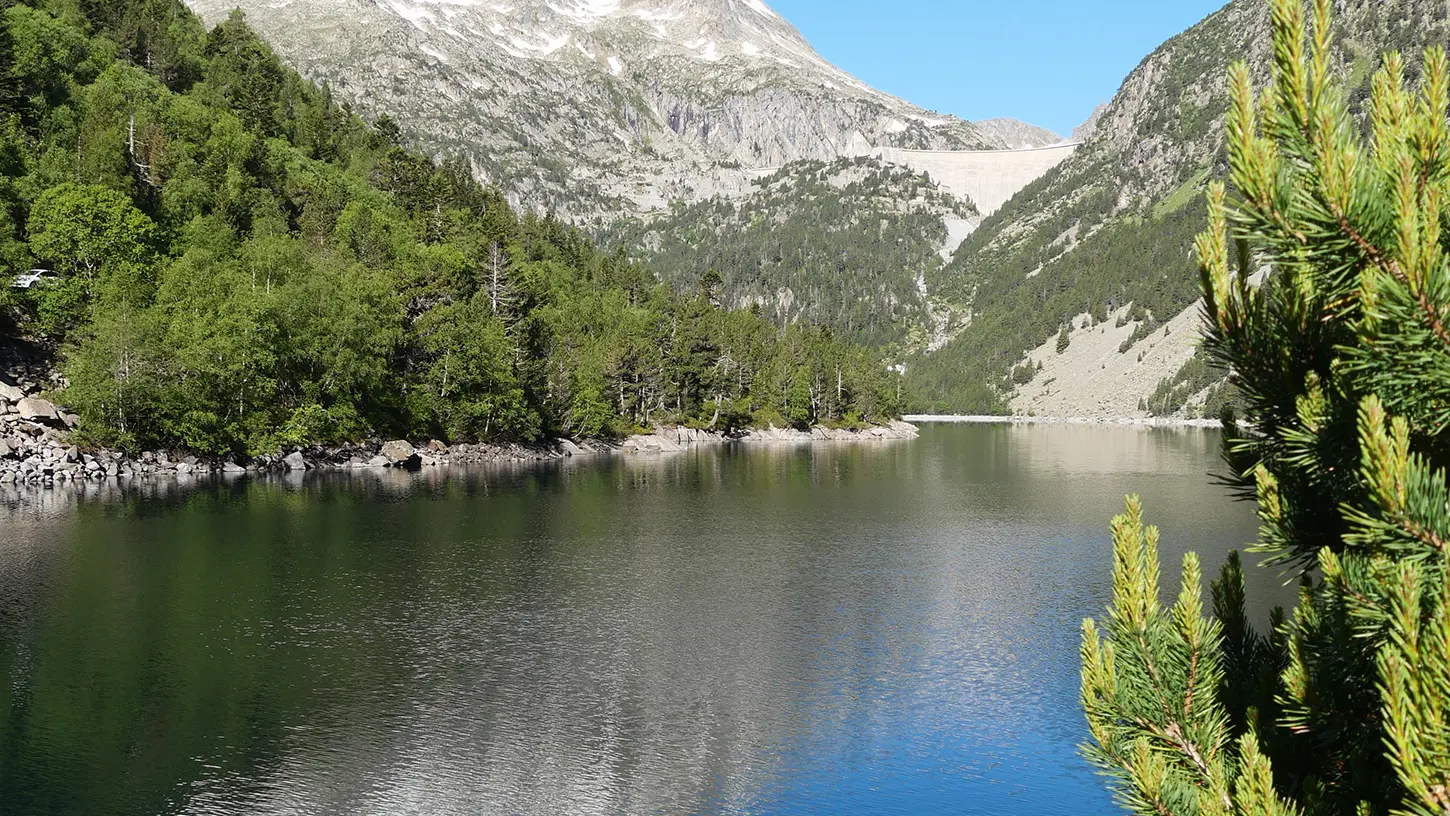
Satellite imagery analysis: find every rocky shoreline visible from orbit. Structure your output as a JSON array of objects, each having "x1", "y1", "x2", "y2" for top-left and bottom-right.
[
  {"x1": 903, "y1": 414, "x2": 1224, "y2": 428},
  {"x1": 0, "y1": 372, "x2": 918, "y2": 489},
  {"x1": 618, "y1": 420, "x2": 920, "y2": 452}
]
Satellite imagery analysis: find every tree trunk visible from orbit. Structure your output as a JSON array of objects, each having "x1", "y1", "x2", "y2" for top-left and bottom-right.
[{"x1": 706, "y1": 395, "x2": 722, "y2": 430}]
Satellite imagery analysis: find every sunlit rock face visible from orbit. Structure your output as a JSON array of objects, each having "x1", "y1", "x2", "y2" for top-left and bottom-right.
[{"x1": 184, "y1": 0, "x2": 1050, "y2": 215}]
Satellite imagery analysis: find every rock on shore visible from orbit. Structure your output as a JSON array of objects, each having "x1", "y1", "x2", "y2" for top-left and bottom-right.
[{"x1": 0, "y1": 374, "x2": 102, "y2": 488}]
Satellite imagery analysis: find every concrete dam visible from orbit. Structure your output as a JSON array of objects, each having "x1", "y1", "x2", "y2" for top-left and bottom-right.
[{"x1": 872, "y1": 142, "x2": 1080, "y2": 216}]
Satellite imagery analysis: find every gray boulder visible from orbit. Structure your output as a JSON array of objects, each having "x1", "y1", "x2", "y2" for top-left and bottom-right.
[
  {"x1": 622, "y1": 433, "x2": 685, "y2": 453},
  {"x1": 16, "y1": 397, "x2": 58, "y2": 422},
  {"x1": 0, "y1": 382, "x2": 22, "y2": 402},
  {"x1": 283, "y1": 451, "x2": 308, "y2": 471},
  {"x1": 380, "y1": 440, "x2": 419, "y2": 467}
]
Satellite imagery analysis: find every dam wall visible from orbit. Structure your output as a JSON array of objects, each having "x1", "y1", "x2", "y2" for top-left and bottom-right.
[{"x1": 872, "y1": 142, "x2": 1080, "y2": 216}]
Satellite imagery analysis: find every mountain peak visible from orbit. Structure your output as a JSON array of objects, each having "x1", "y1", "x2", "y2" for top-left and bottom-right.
[
  {"x1": 186, "y1": 0, "x2": 1041, "y2": 214},
  {"x1": 354, "y1": 0, "x2": 852, "y2": 91},
  {"x1": 1070, "y1": 103, "x2": 1108, "y2": 144},
  {"x1": 971, "y1": 119, "x2": 1062, "y2": 150}
]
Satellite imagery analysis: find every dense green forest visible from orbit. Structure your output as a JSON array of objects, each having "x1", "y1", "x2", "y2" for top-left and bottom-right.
[
  {"x1": 606, "y1": 157, "x2": 975, "y2": 349},
  {"x1": 0, "y1": 0, "x2": 903, "y2": 456}
]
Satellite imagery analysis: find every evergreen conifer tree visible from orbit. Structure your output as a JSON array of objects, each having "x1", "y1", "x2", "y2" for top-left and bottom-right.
[{"x1": 1082, "y1": 1, "x2": 1450, "y2": 814}]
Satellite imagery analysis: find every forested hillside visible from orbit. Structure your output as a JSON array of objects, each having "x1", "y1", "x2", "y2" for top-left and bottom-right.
[
  {"x1": 0, "y1": 0, "x2": 902, "y2": 457},
  {"x1": 909, "y1": 0, "x2": 1450, "y2": 414},
  {"x1": 606, "y1": 157, "x2": 976, "y2": 349}
]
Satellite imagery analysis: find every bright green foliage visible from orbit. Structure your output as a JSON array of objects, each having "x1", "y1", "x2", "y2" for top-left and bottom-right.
[
  {"x1": 412, "y1": 297, "x2": 529, "y2": 441},
  {"x1": 1082, "y1": 498, "x2": 1298, "y2": 816},
  {"x1": 1083, "y1": 1, "x2": 1450, "y2": 813},
  {"x1": 27, "y1": 183, "x2": 156, "y2": 333},
  {"x1": 0, "y1": 0, "x2": 903, "y2": 455},
  {"x1": 28, "y1": 184, "x2": 156, "y2": 280}
]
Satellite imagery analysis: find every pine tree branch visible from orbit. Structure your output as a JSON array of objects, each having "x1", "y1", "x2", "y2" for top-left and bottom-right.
[
  {"x1": 1184, "y1": 640, "x2": 1201, "y2": 720},
  {"x1": 1406, "y1": 283, "x2": 1450, "y2": 351},
  {"x1": 1321, "y1": 195, "x2": 1450, "y2": 352},
  {"x1": 1134, "y1": 716, "x2": 1234, "y2": 812},
  {"x1": 1097, "y1": 737, "x2": 1179, "y2": 816},
  {"x1": 1137, "y1": 627, "x2": 1181, "y2": 727},
  {"x1": 1396, "y1": 516, "x2": 1450, "y2": 554}
]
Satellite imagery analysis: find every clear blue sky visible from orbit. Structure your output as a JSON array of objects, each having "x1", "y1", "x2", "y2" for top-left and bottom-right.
[{"x1": 766, "y1": 0, "x2": 1227, "y2": 137}]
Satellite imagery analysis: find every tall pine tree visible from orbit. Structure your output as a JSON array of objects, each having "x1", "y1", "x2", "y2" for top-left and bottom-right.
[{"x1": 1081, "y1": 0, "x2": 1450, "y2": 814}]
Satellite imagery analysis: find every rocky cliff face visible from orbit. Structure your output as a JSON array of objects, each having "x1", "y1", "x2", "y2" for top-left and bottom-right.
[
  {"x1": 971, "y1": 118, "x2": 1063, "y2": 149},
  {"x1": 183, "y1": 0, "x2": 1033, "y2": 216},
  {"x1": 1068, "y1": 103, "x2": 1106, "y2": 143}
]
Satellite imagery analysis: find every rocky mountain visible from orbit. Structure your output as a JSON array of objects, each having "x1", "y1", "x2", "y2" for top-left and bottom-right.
[
  {"x1": 1069, "y1": 103, "x2": 1107, "y2": 143},
  {"x1": 972, "y1": 118, "x2": 1063, "y2": 149},
  {"x1": 183, "y1": 0, "x2": 1040, "y2": 216},
  {"x1": 908, "y1": 0, "x2": 1450, "y2": 417}
]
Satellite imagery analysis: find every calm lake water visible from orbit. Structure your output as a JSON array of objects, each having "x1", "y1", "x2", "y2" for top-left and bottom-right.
[{"x1": 0, "y1": 423, "x2": 1271, "y2": 816}]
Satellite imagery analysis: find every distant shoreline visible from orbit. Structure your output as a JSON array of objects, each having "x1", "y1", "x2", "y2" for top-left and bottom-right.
[{"x1": 903, "y1": 415, "x2": 1223, "y2": 429}]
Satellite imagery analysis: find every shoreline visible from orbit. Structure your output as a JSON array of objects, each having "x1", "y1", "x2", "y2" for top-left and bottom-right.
[
  {"x1": 903, "y1": 414, "x2": 1224, "y2": 429},
  {"x1": 0, "y1": 403, "x2": 920, "y2": 489}
]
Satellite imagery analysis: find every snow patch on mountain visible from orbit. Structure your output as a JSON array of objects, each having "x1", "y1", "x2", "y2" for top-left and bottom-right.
[
  {"x1": 742, "y1": 0, "x2": 776, "y2": 19},
  {"x1": 378, "y1": 0, "x2": 438, "y2": 28},
  {"x1": 185, "y1": 0, "x2": 1057, "y2": 216},
  {"x1": 549, "y1": 0, "x2": 623, "y2": 22}
]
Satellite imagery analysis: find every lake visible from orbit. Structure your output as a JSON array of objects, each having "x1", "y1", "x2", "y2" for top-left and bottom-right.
[{"x1": 0, "y1": 423, "x2": 1272, "y2": 815}]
